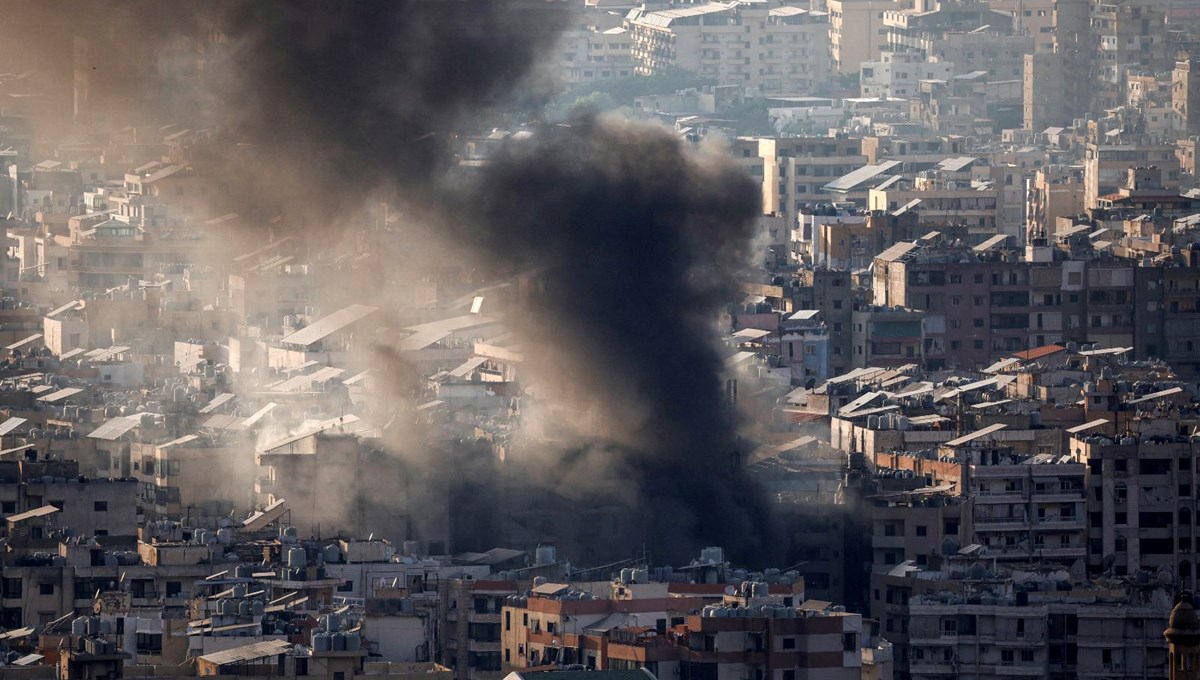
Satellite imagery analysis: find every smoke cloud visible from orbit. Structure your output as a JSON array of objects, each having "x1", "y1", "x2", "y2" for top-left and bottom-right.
[
  {"x1": 464, "y1": 115, "x2": 774, "y2": 562},
  {"x1": 4, "y1": 0, "x2": 779, "y2": 565}
]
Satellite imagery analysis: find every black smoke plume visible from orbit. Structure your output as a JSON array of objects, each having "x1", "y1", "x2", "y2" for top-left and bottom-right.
[
  {"x1": 3, "y1": 0, "x2": 779, "y2": 565},
  {"x1": 466, "y1": 116, "x2": 775, "y2": 563}
]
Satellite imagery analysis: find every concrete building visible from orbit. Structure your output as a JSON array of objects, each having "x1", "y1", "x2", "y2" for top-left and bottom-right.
[
  {"x1": 828, "y1": 0, "x2": 894, "y2": 75},
  {"x1": 628, "y1": 2, "x2": 832, "y2": 96},
  {"x1": 907, "y1": 576, "x2": 1171, "y2": 680},
  {"x1": 1026, "y1": 166, "x2": 1086, "y2": 240},
  {"x1": 757, "y1": 136, "x2": 867, "y2": 233},
  {"x1": 1174, "y1": 55, "x2": 1200, "y2": 137},
  {"x1": 860, "y1": 53, "x2": 954, "y2": 99}
]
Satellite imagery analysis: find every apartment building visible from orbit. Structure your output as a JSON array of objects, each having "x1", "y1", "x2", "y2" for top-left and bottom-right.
[
  {"x1": 500, "y1": 579, "x2": 878, "y2": 680},
  {"x1": 757, "y1": 136, "x2": 867, "y2": 231},
  {"x1": 558, "y1": 26, "x2": 635, "y2": 85},
  {"x1": 814, "y1": 210, "x2": 925, "y2": 271},
  {"x1": 1026, "y1": 166, "x2": 1086, "y2": 240},
  {"x1": 869, "y1": 238, "x2": 1168, "y2": 369},
  {"x1": 860, "y1": 52, "x2": 954, "y2": 99},
  {"x1": 1174, "y1": 55, "x2": 1200, "y2": 137},
  {"x1": 907, "y1": 580, "x2": 1171, "y2": 680},
  {"x1": 1084, "y1": 139, "x2": 1181, "y2": 209},
  {"x1": 1076, "y1": 415, "x2": 1200, "y2": 585},
  {"x1": 1092, "y1": 0, "x2": 1169, "y2": 110},
  {"x1": 793, "y1": 269, "x2": 855, "y2": 377},
  {"x1": 828, "y1": 0, "x2": 893, "y2": 74},
  {"x1": 441, "y1": 579, "x2": 517, "y2": 680},
  {"x1": 628, "y1": 2, "x2": 832, "y2": 96},
  {"x1": 961, "y1": 448, "x2": 1087, "y2": 567},
  {"x1": 867, "y1": 178, "x2": 1003, "y2": 235}
]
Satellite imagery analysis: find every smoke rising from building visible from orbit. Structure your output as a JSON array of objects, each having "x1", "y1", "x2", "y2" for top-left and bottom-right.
[
  {"x1": 4, "y1": 1, "x2": 778, "y2": 565},
  {"x1": 464, "y1": 116, "x2": 775, "y2": 563}
]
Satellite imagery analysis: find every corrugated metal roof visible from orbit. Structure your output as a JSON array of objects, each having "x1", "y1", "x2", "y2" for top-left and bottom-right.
[
  {"x1": 280, "y1": 304, "x2": 379, "y2": 347},
  {"x1": 7, "y1": 505, "x2": 59, "y2": 523},
  {"x1": 824, "y1": 160, "x2": 902, "y2": 192},
  {"x1": 87, "y1": 416, "x2": 140, "y2": 440},
  {"x1": 38, "y1": 387, "x2": 82, "y2": 403},
  {"x1": 876, "y1": 241, "x2": 917, "y2": 262},
  {"x1": 944, "y1": 423, "x2": 1008, "y2": 447},
  {"x1": 198, "y1": 393, "x2": 236, "y2": 414},
  {"x1": 198, "y1": 639, "x2": 293, "y2": 666}
]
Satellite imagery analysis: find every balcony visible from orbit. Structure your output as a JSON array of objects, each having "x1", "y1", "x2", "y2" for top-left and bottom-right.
[
  {"x1": 974, "y1": 516, "x2": 1029, "y2": 531},
  {"x1": 1032, "y1": 517, "x2": 1084, "y2": 530},
  {"x1": 995, "y1": 662, "x2": 1045, "y2": 675},
  {"x1": 909, "y1": 661, "x2": 957, "y2": 675}
]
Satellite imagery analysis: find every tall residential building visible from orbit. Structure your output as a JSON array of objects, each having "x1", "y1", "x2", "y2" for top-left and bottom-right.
[
  {"x1": 1091, "y1": 0, "x2": 1169, "y2": 110},
  {"x1": 1026, "y1": 166, "x2": 1086, "y2": 241},
  {"x1": 828, "y1": 0, "x2": 894, "y2": 74},
  {"x1": 628, "y1": 2, "x2": 832, "y2": 95},
  {"x1": 757, "y1": 136, "x2": 867, "y2": 231},
  {"x1": 1174, "y1": 55, "x2": 1200, "y2": 137},
  {"x1": 1083, "y1": 138, "x2": 1181, "y2": 209}
]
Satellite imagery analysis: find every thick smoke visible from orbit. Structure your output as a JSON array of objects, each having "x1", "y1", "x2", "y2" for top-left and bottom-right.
[
  {"x1": 466, "y1": 116, "x2": 775, "y2": 562},
  {"x1": 5, "y1": 1, "x2": 779, "y2": 564}
]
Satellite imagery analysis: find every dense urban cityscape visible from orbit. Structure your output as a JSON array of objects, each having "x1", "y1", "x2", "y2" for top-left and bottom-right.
[{"x1": 0, "y1": 0, "x2": 1199, "y2": 679}]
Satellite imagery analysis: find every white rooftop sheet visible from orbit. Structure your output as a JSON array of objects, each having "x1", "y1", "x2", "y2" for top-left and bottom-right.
[
  {"x1": 400, "y1": 329, "x2": 452, "y2": 351},
  {"x1": 343, "y1": 370, "x2": 369, "y2": 385},
  {"x1": 59, "y1": 348, "x2": 85, "y2": 361},
  {"x1": 944, "y1": 423, "x2": 1008, "y2": 447},
  {"x1": 1128, "y1": 386, "x2": 1184, "y2": 404},
  {"x1": 1066, "y1": 418, "x2": 1109, "y2": 434},
  {"x1": 726, "y1": 351, "x2": 756, "y2": 367},
  {"x1": 258, "y1": 415, "x2": 362, "y2": 453},
  {"x1": 839, "y1": 391, "x2": 882, "y2": 415},
  {"x1": 938, "y1": 156, "x2": 977, "y2": 173},
  {"x1": 404, "y1": 314, "x2": 497, "y2": 336},
  {"x1": 5, "y1": 334, "x2": 41, "y2": 350},
  {"x1": 88, "y1": 345, "x2": 131, "y2": 363},
  {"x1": 877, "y1": 241, "x2": 917, "y2": 262},
  {"x1": 0, "y1": 418, "x2": 26, "y2": 437},
  {"x1": 242, "y1": 498, "x2": 288, "y2": 531},
  {"x1": 242, "y1": 402, "x2": 277, "y2": 428},
  {"x1": 87, "y1": 416, "x2": 140, "y2": 440},
  {"x1": 1077, "y1": 346, "x2": 1132, "y2": 356},
  {"x1": 38, "y1": 387, "x2": 82, "y2": 403},
  {"x1": 970, "y1": 398, "x2": 1013, "y2": 409},
  {"x1": 448, "y1": 357, "x2": 487, "y2": 378},
  {"x1": 973, "y1": 234, "x2": 1009, "y2": 252},
  {"x1": 45, "y1": 300, "x2": 81, "y2": 318},
  {"x1": 279, "y1": 304, "x2": 379, "y2": 347},
  {"x1": 734, "y1": 328, "x2": 772, "y2": 339},
  {"x1": 789, "y1": 310, "x2": 820, "y2": 321},
  {"x1": 982, "y1": 357, "x2": 1019, "y2": 373},
  {"x1": 892, "y1": 198, "x2": 922, "y2": 216},
  {"x1": 198, "y1": 393, "x2": 236, "y2": 414},
  {"x1": 824, "y1": 160, "x2": 903, "y2": 192}
]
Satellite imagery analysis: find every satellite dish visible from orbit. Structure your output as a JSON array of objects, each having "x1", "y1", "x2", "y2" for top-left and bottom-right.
[{"x1": 724, "y1": 585, "x2": 737, "y2": 596}]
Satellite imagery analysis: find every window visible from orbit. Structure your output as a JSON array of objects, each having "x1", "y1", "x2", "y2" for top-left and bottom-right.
[
  {"x1": 337, "y1": 580, "x2": 354, "y2": 592},
  {"x1": 782, "y1": 637, "x2": 796, "y2": 649},
  {"x1": 94, "y1": 501, "x2": 108, "y2": 512},
  {"x1": 916, "y1": 525, "x2": 927, "y2": 537},
  {"x1": 38, "y1": 583, "x2": 53, "y2": 596}
]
